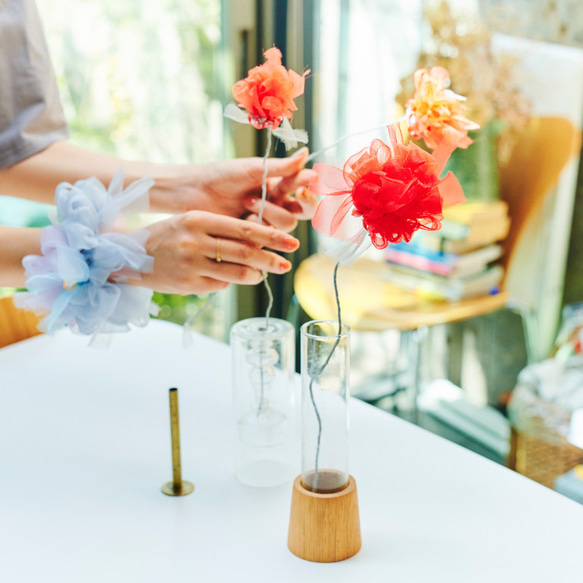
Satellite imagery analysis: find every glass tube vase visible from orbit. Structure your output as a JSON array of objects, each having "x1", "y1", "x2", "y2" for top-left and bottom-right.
[
  {"x1": 231, "y1": 317, "x2": 295, "y2": 487},
  {"x1": 300, "y1": 319, "x2": 350, "y2": 494}
]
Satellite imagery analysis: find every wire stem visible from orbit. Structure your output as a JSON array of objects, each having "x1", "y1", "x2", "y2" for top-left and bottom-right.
[
  {"x1": 257, "y1": 129, "x2": 273, "y2": 415},
  {"x1": 306, "y1": 116, "x2": 407, "y2": 162},
  {"x1": 309, "y1": 261, "x2": 342, "y2": 491}
]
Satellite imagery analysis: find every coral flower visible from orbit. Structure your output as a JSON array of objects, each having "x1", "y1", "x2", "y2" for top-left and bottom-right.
[
  {"x1": 310, "y1": 127, "x2": 466, "y2": 251},
  {"x1": 405, "y1": 66, "x2": 480, "y2": 150},
  {"x1": 232, "y1": 47, "x2": 309, "y2": 130}
]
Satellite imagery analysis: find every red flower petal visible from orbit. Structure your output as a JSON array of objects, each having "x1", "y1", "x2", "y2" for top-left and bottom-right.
[{"x1": 311, "y1": 127, "x2": 466, "y2": 248}]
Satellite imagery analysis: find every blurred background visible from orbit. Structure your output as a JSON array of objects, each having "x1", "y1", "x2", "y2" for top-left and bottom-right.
[{"x1": 3, "y1": 0, "x2": 583, "y2": 500}]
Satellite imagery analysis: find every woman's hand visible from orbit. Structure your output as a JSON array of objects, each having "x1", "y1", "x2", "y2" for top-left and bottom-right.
[
  {"x1": 152, "y1": 148, "x2": 319, "y2": 231},
  {"x1": 0, "y1": 141, "x2": 319, "y2": 231},
  {"x1": 137, "y1": 211, "x2": 300, "y2": 295}
]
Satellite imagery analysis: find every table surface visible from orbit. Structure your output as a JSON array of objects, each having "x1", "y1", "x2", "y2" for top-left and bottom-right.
[{"x1": 1, "y1": 320, "x2": 581, "y2": 582}]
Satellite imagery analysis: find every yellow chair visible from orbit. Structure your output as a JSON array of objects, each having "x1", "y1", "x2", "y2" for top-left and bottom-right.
[
  {"x1": 0, "y1": 296, "x2": 42, "y2": 349},
  {"x1": 294, "y1": 254, "x2": 508, "y2": 332}
]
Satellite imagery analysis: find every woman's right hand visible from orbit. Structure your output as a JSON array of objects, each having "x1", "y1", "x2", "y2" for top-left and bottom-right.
[{"x1": 137, "y1": 211, "x2": 300, "y2": 294}]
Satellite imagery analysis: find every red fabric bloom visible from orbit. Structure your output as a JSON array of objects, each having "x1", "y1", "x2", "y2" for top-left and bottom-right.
[
  {"x1": 310, "y1": 127, "x2": 466, "y2": 249},
  {"x1": 232, "y1": 47, "x2": 309, "y2": 130}
]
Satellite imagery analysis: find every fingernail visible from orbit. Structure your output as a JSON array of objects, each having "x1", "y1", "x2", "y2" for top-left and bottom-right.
[
  {"x1": 279, "y1": 260, "x2": 292, "y2": 272},
  {"x1": 283, "y1": 236, "x2": 300, "y2": 251},
  {"x1": 245, "y1": 197, "x2": 259, "y2": 207},
  {"x1": 291, "y1": 146, "x2": 308, "y2": 158}
]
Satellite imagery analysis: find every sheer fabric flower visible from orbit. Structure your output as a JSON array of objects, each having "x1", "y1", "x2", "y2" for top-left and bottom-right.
[
  {"x1": 232, "y1": 47, "x2": 309, "y2": 130},
  {"x1": 14, "y1": 174, "x2": 156, "y2": 335},
  {"x1": 311, "y1": 127, "x2": 466, "y2": 252},
  {"x1": 405, "y1": 66, "x2": 480, "y2": 150}
]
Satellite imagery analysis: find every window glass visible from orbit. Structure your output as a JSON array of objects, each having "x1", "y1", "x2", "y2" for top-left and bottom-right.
[
  {"x1": 37, "y1": 0, "x2": 224, "y2": 163},
  {"x1": 15, "y1": 0, "x2": 233, "y2": 339}
]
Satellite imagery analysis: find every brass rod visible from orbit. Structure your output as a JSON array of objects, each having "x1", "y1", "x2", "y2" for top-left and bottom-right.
[
  {"x1": 169, "y1": 388, "x2": 182, "y2": 488},
  {"x1": 162, "y1": 388, "x2": 194, "y2": 496}
]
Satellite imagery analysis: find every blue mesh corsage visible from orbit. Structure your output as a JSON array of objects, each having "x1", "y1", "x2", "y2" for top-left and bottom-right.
[{"x1": 14, "y1": 172, "x2": 157, "y2": 335}]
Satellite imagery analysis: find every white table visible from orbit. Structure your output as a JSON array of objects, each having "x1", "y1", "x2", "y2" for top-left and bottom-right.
[{"x1": 1, "y1": 320, "x2": 581, "y2": 582}]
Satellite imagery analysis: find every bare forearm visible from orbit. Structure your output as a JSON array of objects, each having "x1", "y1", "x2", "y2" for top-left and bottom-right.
[
  {"x1": 0, "y1": 141, "x2": 198, "y2": 213},
  {"x1": 0, "y1": 141, "x2": 316, "y2": 226},
  {"x1": 0, "y1": 226, "x2": 41, "y2": 288}
]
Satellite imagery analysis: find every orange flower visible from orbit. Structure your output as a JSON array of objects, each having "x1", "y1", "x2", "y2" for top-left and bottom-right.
[
  {"x1": 405, "y1": 67, "x2": 480, "y2": 150},
  {"x1": 232, "y1": 47, "x2": 309, "y2": 130},
  {"x1": 311, "y1": 127, "x2": 466, "y2": 249}
]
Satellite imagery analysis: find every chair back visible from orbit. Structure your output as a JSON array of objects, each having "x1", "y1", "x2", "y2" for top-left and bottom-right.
[
  {"x1": 493, "y1": 34, "x2": 583, "y2": 357},
  {"x1": 0, "y1": 296, "x2": 42, "y2": 349}
]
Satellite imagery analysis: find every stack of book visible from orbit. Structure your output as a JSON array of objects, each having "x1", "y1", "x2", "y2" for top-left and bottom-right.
[{"x1": 384, "y1": 201, "x2": 510, "y2": 301}]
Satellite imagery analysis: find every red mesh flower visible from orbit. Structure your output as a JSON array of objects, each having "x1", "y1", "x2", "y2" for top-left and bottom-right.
[
  {"x1": 405, "y1": 67, "x2": 480, "y2": 150},
  {"x1": 310, "y1": 127, "x2": 466, "y2": 249},
  {"x1": 232, "y1": 47, "x2": 309, "y2": 130}
]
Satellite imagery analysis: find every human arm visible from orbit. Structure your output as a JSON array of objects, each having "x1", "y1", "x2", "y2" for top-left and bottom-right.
[
  {"x1": 0, "y1": 226, "x2": 42, "y2": 288},
  {"x1": 1, "y1": 213, "x2": 298, "y2": 294},
  {"x1": 0, "y1": 141, "x2": 318, "y2": 230}
]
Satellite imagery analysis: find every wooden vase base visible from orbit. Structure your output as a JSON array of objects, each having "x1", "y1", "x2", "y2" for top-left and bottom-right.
[{"x1": 287, "y1": 474, "x2": 361, "y2": 563}]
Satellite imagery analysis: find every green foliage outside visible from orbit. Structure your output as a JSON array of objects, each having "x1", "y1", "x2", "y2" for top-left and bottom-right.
[{"x1": 2, "y1": 0, "x2": 227, "y2": 336}]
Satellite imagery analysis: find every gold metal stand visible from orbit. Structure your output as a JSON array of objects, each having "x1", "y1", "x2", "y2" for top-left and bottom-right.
[
  {"x1": 162, "y1": 388, "x2": 194, "y2": 496},
  {"x1": 288, "y1": 475, "x2": 361, "y2": 562}
]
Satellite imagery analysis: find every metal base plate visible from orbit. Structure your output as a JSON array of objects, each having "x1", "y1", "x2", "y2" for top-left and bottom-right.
[{"x1": 161, "y1": 481, "x2": 195, "y2": 496}]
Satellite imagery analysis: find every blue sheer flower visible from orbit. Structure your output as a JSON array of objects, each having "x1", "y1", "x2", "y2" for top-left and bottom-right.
[{"x1": 14, "y1": 172, "x2": 156, "y2": 336}]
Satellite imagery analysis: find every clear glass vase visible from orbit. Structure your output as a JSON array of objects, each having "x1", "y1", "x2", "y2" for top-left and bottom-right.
[
  {"x1": 231, "y1": 317, "x2": 296, "y2": 487},
  {"x1": 300, "y1": 320, "x2": 350, "y2": 493}
]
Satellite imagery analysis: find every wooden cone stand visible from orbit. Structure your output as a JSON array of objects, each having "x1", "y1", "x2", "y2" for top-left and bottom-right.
[{"x1": 287, "y1": 475, "x2": 361, "y2": 562}]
